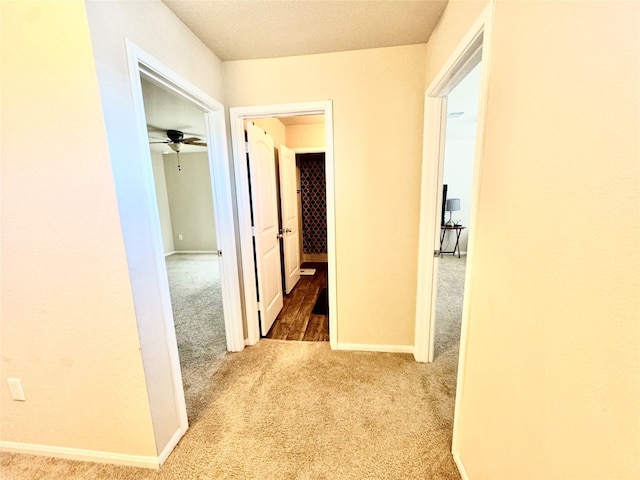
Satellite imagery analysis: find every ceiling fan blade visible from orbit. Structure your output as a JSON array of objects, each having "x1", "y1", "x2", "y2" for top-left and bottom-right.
[
  {"x1": 149, "y1": 140, "x2": 170, "y2": 144},
  {"x1": 182, "y1": 137, "x2": 202, "y2": 142},
  {"x1": 147, "y1": 124, "x2": 168, "y2": 134},
  {"x1": 185, "y1": 141, "x2": 208, "y2": 147}
]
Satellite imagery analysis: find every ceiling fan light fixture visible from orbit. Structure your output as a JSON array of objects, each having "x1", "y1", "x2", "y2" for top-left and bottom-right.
[{"x1": 168, "y1": 142, "x2": 183, "y2": 153}]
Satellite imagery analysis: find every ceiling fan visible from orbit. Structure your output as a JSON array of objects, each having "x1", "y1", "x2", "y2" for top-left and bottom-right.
[
  {"x1": 148, "y1": 129, "x2": 207, "y2": 171},
  {"x1": 149, "y1": 129, "x2": 207, "y2": 151}
]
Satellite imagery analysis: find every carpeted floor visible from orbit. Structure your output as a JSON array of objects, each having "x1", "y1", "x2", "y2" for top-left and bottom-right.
[
  {"x1": 165, "y1": 253, "x2": 227, "y2": 423},
  {"x1": 434, "y1": 255, "x2": 466, "y2": 359},
  {"x1": 0, "y1": 257, "x2": 466, "y2": 480}
]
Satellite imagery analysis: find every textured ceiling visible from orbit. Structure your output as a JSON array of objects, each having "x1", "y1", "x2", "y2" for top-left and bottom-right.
[{"x1": 162, "y1": 0, "x2": 448, "y2": 61}]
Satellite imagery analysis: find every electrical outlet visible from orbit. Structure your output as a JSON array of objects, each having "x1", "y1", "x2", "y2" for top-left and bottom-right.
[
  {"x1": 7, "y1": 378, "x2": 25, "y2": 401},
  {"x1": 178, "y1": 234, "x2": 183, "y2": 240}
]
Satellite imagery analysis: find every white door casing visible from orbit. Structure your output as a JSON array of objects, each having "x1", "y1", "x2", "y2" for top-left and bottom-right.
[
  {"x1": 278, "y1": 144, "x2": 301, "y2": 294},
  {"x1": 428, "y1": 97, "x2": 448, "y2": 363},
  {"x1": 124, "y1": 41, "x2": 245, "y2": 463},
  {"x1": 247, "y1": 123, "x2": 284, "y2": 335},
  {"x1": 414, "y1": 16, "x2": 486, "y2": 364},
  {"x1": 412, "y1": 2, "x2": 494, "y2": 472}
]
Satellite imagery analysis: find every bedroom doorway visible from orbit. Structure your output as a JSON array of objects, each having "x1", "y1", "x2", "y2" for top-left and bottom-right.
[
  {"x1": 412, "y1": 4, "x2": 493, "y2": 469},
  {"x1": 125, "y1": 44, "x2": 244, "y2": 458},
  {"x1": 140, "y1": 77, "x2": 230, "y2": 421},
  {"x1": 431, "y1": 62, "x2": 482, "y2": 360}
]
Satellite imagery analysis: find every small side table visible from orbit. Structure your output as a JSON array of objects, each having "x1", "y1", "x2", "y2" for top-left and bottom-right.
[{"x1": 439, "y1": 225, "x2": 466, "y2": 258}]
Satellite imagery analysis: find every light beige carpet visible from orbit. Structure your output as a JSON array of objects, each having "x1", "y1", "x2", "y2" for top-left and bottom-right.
[
  {"x1": 165, "y1": 253, "x2": 227, "y2": 423},
  {"x1": 434, "y1": 255, "x2": 466, "y2": 359},
  {"x1": 0, "y1": 259, "x2": 465, "y2": 480},
  {"x1": 0, "y1": 342, "x2": 461, "y2": 479}
]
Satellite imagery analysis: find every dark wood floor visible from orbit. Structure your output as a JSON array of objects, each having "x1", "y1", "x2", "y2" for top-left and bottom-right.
[{"x1": 266, "y1": 262, "x2": 329, "y2": 342}]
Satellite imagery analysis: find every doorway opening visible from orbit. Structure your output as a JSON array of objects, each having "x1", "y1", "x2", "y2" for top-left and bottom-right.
[
  {"x1": 245, "y1": 116, "x2": 329, "y2": 342},
  {"x1": 125, "y1": 44, "x2": 245, "y2": 451},
  {"x1": 432, "y1": 62, "x2": 482, "y2": 360},
  {"x1": 229, "y1": 102, "x2": 337, "y2": 349},
  {"x1": 413, "y1": 4, "x2": 493, "y2": 472},
  {"x1": 246, "y1": 116, "x2": 329, "y2": 341},
  {"x1": 140, "y1": 77, "x2": 228, "y2": 421}
]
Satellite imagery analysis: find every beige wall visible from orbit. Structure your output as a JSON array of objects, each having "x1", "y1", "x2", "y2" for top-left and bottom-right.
[
  {"x1": 251, "y1": 118, "x2": 325, "y2": 150},
  {"x1": 428, "y1": 1, "x2": 640, "y2": 478},
  {"x1": 286, "y1": 123, "x2": 325, "y2": 149},
  {"x1": 85, "y1": 0, "x2": 227, "y2": 453},
  {"x1": 0, "y1": 1, "x2": 156, "y2": 456},
  {"x1": 225, "y1": 45, "x2": 427, "y2": 346},
  {"x1": 251, "y1": 118, "x2": 287, "y2": 149},
  {"x1": 164, "y1": 153, "x2": 217, "y2": 251},
  {"x1": 151, "y1": 151, "x2": 175, "y2": 255},
  {"x1": 7, "y1": 1, "x2": 637, "y2": 474},
  {"x1": 424, "y1": 0, "x2": 489, "y2": 89}
]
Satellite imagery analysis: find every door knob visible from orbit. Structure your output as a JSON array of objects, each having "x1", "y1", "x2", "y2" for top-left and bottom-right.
[{"x1": 285, "y1": 228, "x2": 292, "y2": 233}]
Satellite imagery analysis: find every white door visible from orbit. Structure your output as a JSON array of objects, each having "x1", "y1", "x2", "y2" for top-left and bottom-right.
[
  {"x1": 278, "y1": 145, "x2": 301, "y2": 294},
  {"x1": 247, "y1": 123, "x2": 283, "y2": 336}
]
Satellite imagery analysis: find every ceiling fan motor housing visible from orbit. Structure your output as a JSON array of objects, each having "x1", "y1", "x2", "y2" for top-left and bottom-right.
[{"x1": 166, "y1": 129, "x2": 184, "y2": 143}]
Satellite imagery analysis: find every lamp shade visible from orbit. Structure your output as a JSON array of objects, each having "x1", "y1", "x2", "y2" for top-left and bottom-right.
[{"x1": 445, "y1": 198, "x2": 460, "y2": 212}]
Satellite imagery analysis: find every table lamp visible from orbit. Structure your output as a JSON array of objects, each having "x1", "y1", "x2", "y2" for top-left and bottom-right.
[{"x1": 445, "y1": 198, "x2": 460, "y2": 226}]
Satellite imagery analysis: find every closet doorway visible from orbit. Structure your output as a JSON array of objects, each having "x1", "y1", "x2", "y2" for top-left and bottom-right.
[
  {"x1": 246, "y1": 116, "x2": 329, "y2": 342},
  {"x1": 229, "y1": 102, "x2": 337, "y2": 348}
]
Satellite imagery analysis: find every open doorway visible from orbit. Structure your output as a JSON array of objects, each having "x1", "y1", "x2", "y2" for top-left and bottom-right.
[
  {"x1": 140, "y1": 76, "x2": 228, "y2": 421},
  {"x1": 122, "y1": 45, "x2": 244, "y2": 458},
  {"x1": 245, "y1": 115, "x2": 329, "y2": 342},
  {"x1": 229, "y1": 102, "x2": 337, "y2": 348},
  {"x1": 413, "y1": 6, "x2": 493, "y2": 470},
  {"x1": 433, "y1": 63, "x2": 481, "y2": 359}
]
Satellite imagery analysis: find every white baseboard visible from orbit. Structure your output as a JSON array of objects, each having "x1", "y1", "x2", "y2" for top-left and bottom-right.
[
  {"x1": 172, "y1": 250, "x2": 218, "y2": 254},
  {"x1": 336, "y1": 343, "x2": 414, "y2": 354},
  {"x1": 0, "y1": 441, "x2": 160, "y2": 469},
  {"x1": 439, "y1": 251, "x2": 467, "y2": 257},
  {"x1": 157, "y1": 427, "x2": 185, "y2": 466},
  {"x1": 453, "y1": 451, "x2": 470, "y2": 480},
  {"x1": 164, "y1": 250, "x2": 176, "y2": 257},
  {"x1": 302, "y1": 253, "x2": 328, "y2": 263}
]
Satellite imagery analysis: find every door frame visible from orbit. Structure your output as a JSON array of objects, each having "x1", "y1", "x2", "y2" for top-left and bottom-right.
[
  {"x1": 126, "y1": 42, "x2": 246, "y2": 440},
  {"x1": 411, "y1": 2, "x2": 495, "y2": 471},
  {"x1": 229, "y1": 102, "x2": 337, "y2": 349},
  {"x1": 414, "y1": 17, "x2": 486, "y2": 363},
  {"x1": 292, "y1": 147, "x2": 327, "y2": 265}
]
